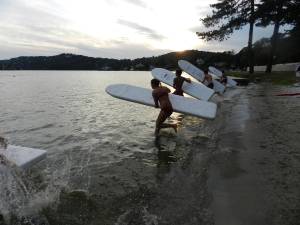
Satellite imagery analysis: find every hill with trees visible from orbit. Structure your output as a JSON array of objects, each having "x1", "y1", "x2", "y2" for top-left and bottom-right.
[{"x1": 0, "y1": 50, "x2": 236, "y2": 71}]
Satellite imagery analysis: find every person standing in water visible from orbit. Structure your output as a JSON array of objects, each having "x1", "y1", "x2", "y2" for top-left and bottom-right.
[
  {"x1": 173, "y1": 69, "x2": 191, "y2": 96},
  {"x1": 203, "y1": 69, "x2": 214, "y2": 89},
  {"x1": 220, "y1": 70, "x2": 228, "y2": 85},
  {"x1": 151, "y1": 79, "x2": 177, "y2": 135}
]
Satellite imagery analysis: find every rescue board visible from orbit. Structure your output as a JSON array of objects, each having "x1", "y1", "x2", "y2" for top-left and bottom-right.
[
  {"x1": 151, "y1": 68, "x2": 214, "y2": 101},
  {"x1": 106, "y1": 84, "x2": 217, "y2": 119},
  {"x1": 178, "y1": 60, "x2": 225, "y2": 94}
]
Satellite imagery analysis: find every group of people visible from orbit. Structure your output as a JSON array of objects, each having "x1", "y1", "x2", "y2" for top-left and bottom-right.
[{"x1": 151, "y1": 68, "x2": 228, "y2": 135}]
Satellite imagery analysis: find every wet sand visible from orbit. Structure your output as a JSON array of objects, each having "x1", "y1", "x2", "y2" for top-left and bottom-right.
[{"x1": 208, "y1": 83, "x2": 300, "y2": 225}]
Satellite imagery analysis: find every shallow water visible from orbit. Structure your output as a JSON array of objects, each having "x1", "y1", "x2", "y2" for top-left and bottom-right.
[{"x1": 0, "y1": 71, "x2": 212, "y2": 225}]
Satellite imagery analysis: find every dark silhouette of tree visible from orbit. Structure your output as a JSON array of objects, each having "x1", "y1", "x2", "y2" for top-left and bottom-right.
[
  {"x1": 197, "y1": 0, "x2": 257, "y2": 74},
  {"x1": 236, "y1": 31, "x2": 300, "y2": 69},
  {"x1": 256, "y1": 0, "x2": 298, "y2": 73}
]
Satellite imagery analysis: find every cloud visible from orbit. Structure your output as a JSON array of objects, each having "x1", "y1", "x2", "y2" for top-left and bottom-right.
[
  {"x1": 104, "y1": 0, "x2": 148, "y2": 9},
  {"x1": 0, "y1": 39, "x2": 172, "y2": 60},
  {"x1": 73, "y1": 42, "x2": 171, "y2": 59},
  {"x1": 124, "y1": 0, "x2": 147, "y2": 8},
  {"x1": 189, "y1": 25, "x2": 205, "y2": 34},
  {"x1": 0, "y1": 15, "x2": 169, "y2": 60},
  {"x1": 196, "y1": 5, "x2": 212, "y2": 17},
  {"x1": 118, "y1": 19, "x2": 165, "y2": 40},
  {"x1": 0, "y1": 0, "x2": 279, "y2": 60}
]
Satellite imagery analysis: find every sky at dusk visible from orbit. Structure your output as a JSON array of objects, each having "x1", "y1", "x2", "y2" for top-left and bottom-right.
[{"x1": 0, "y1": 0, "x2": 277, "y2": 60}]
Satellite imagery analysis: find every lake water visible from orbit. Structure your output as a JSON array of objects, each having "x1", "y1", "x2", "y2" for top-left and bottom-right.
[{"x1": 0, "y1": 71, "x2": 217, "y2": 225}]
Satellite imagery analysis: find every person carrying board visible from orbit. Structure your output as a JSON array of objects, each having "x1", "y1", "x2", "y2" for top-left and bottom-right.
[
  {"x1": 173, "y1": 69, "x2": 191, "y2": 96},
  {"x1": 220, "y1": 70, "x2": 228, "y2": 85},
  {"x1": 151, "y1": 79, "x2": 177, "y2": 135},
  {"x1": 203, "y1": 70, "x2": 214, "y2": 89}
]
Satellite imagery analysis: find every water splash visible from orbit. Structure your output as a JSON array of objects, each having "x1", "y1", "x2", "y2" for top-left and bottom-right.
[{"x1": 0, "y1": 156, "x2": 72, "y2": 224}]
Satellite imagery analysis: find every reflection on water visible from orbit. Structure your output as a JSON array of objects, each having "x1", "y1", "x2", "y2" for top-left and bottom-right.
[{"x1": 0, "y1": 71, "x2": 212, "y2": 225}]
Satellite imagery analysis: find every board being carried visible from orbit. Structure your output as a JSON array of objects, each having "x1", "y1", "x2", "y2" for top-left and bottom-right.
[
  {"x1": 208, "y1": 66, "x2": 238, "y2": 87},
  {"x1": 106, "y1": 84, "x2": 217, "y2": 119},
  {"x1": 178, "y1": 60, "x2": 225, "y2": 94},
  {"x1": 151, "y1": 68, "x2": 214, "y2": 101},
  {"x1": 0, "y1": 145, "x2": 47, "y2": 169}
]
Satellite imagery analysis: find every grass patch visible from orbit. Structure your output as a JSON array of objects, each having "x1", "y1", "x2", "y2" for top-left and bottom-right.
[{"x1": 229, "y1": 71, "x2": 297, "y2": 85}]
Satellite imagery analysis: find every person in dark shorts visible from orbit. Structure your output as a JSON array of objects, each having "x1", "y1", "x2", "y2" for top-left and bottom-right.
[
  {"x1": 151, "y1": 79, "x2": 177, "y2": 135},
  {"x1": 220, "y1": 70, "x2": 228, "y2": 85},
  {"x1": 173, "y1": 69, "x2": 191, "y2": 96},
  {"x1": 203, "y1": 70, "x2": 214, "y2": 89}
]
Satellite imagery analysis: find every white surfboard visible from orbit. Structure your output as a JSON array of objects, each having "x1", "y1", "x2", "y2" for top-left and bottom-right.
[
  {"x1": 106, "y1": 84, "x2": 217, "y2": 119},
  {"x1": 208, "y1": 72, "x2": 219, "y2": 80},
  {"x1": 178, "y1": 60, "x2": 225, "y2": 94},
  {"x1": 208, "y1": 66, "x2": 223, "y2": 77},
  {"x1": 208, "y1": 66, "x2": 237, "y2": 87},
  {"x1": 151, "y1": 68, "x2": 214, "y2": 101},
  {"x1": 0, "y1": 145, "x2": 47, "y2": 169}
]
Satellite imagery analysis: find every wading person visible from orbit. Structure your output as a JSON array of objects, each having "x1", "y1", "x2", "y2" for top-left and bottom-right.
[
  {"x1": 220, "y1": 70, "x2": 228, "y2": 85},
  {"x1": 203, "y1": 70, "x2": 214, "y2": 89},
  {"x1": 151, "y1": 79, "x2": 177, "y2": 135},
  {"x1": 173, "y1": 69, "x2": 191, "y2": 96}
]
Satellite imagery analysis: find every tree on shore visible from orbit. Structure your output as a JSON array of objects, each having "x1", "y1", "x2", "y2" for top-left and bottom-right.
[
  {"x1": 256, "y1": 0, "x2": 299, "y2": 73},
  {"x1": 197, "y1": 0, "x2": 257, "y2": 73}
]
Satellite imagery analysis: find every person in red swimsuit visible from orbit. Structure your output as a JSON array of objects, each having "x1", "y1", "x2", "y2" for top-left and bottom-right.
[{"x1": 151, "y1": 79, "x2": 177, "y2": 135}]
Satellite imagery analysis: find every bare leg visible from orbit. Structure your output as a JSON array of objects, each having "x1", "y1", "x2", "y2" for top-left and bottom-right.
[{"x1": 155, "y1": 110, "x2": 176, "y2": 135}]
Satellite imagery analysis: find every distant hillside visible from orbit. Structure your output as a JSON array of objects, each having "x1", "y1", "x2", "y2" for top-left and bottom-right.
[
  {"x1": 1, "y1": 31, "x2": 299, "y2": 71},
  {"x1": 0, "y1": 50, "x2": 235, "y2": 71}
]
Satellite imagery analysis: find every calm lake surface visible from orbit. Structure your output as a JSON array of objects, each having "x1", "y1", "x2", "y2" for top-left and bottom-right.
[{"x1": 0, "y1": 71, "x2": 211, "y2": 225}]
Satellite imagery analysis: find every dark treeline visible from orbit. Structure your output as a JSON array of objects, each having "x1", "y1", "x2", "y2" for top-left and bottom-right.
[{"x1": 0, "y1": 50, "x2": 236, "y2": 71}]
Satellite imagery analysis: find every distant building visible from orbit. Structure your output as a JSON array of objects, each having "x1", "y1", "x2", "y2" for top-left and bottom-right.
[
  {"x1": 250, "y1": 62, "x2": 300, "y2": 72},
  {"x1": 135, "y1": 63, "x2": 145, "y2": 69},
  {"x1": 215, "y1": 62, "x2": 226, "y2": 67},
  {"x1": 196, "y1": 58, "x2": 204, "y2": 65},
  {"x1": 101, "y1": 66, "x2": 111, "y2": 70}
]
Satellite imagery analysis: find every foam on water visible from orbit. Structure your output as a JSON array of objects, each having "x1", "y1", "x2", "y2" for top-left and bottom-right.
[{"x1": 0, "y1": 156, "x2": 72, "y2": 224}]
